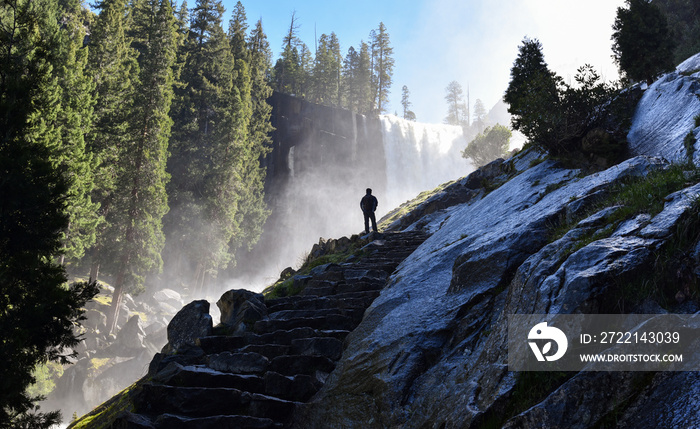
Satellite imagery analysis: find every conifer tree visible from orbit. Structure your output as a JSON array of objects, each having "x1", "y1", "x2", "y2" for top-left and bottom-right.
[
  {"x1": 370, "y1": 22, "x2": 394, "y2": 113},
  {"x1": 312, "y1": 33, "x2": 342, "y2": 106},
  {"x1": 444, "y1": 80, "x2": 467, "y2": 126},
  {"x1": 0, "y1": 0, "x2": 98, "y2": 424},
  {"x1": 101, "y1": 0, "x2": 177, "y2": 333},
  {"x1": 53, "y1": 0, "x2": 100, "y2": 265},
  {"x1": 86, "y1": 0, "x2": 138, "y2": 281},
  {"x1": 504, "y1": 37, "x2": 561, "y2": 151},
  {"x1": 401, "y1": 85, "x2": 416, "y2": 121},
  {"x1": 612, "y1": 0, "x2": 676, "y2": 84},
  {"x1": 473, "y1": 98, "x2": 488, "y2": 133},
  {"x1": 241, "y1": 17, "x2": 274, "y2": 250},
  {"x1": 166, "y1": 0, "x2": 252, "y2": 292}
]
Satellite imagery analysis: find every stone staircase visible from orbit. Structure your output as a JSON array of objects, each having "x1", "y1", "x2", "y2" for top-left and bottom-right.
[{"x1": 114, "y1": 231, "x2": 429, "y2": 429}]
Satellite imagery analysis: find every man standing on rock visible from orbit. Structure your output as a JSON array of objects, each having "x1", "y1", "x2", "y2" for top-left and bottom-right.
[{"x1": 361, "y1": 188, "x2": 379, "y2": 234}]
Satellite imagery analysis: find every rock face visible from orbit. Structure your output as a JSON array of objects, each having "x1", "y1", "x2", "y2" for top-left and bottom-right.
[
  {"x1": 628, "y1": 52, "x2": 700, "y2": 162},
  {"x1": 292, "y1": 58, "x2": 700, "y2": 428}
]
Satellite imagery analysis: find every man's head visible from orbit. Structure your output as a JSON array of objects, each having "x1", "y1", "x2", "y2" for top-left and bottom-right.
[{"x1": 366, "y1": 188, "x2": 372, "y2": 195}]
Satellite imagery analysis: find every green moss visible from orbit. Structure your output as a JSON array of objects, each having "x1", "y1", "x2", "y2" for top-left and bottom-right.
[
  {"x1": 695, "y1": 114, "x2": 700, "y2": 128},
  {"x1": 68, "y1": 380, "x2": 141, "y2": 429},
  {"x1": 378, "y1": 180, "x2": 454, "y2": 230},
  {"x1": 92, "y1": 294, "x2": 112, "y2": 307}
]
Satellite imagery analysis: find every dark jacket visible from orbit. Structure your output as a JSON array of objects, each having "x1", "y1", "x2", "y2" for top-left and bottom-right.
[{"x1": 361, "y1": 194, "x2": 378, "y2": 213}]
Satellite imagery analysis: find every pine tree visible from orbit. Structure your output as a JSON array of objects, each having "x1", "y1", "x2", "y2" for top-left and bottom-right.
[
  {"x1": 312, "y1": 33, "x2": 342, "y2": 106},
  {"x1": 370, "y1": 22, "x2": 394, "y2": 113},
  {"x1": 473, "y1": 98, "x2": 487, "y2": 133},
  {"x1": 401, "y1": 85, "x2": 415, "y2": 121},
  {"x1": 53, "y1": 0, "x2": 100, "y2": 265},
  {"x1": 243, "y1": 17, "x2": 274, "y2": 249},
  {"x1": 86, "y1": 0, "x2": 138, "y2": 282},
  {"x1": 612, "y1": 0, "x2": 676, "y2": 84},
  {"x1": 166, "y1": 0, "x2": 253, "y2": 292},
  {"x1": 341, "y1": 42, "x2": 372, "y2": 114},
  {"x1": 0, "y1": 0, "x2": 98, "y2": 424},
  {"x1": 273, "y1": 11, "x2": 301, "y2": 94},
  {"x1": 444, "y1": 80, "x2": 467, "y2": 126},
  {"x1": 504, "y1": 37, "x2": 562, "y2": 151},
  {"x1": 101, "y1": 0, "x2": 178, "y2": 334}
]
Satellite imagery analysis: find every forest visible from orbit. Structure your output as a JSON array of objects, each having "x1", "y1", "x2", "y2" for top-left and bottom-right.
[{"x1": 0, "y1": 0, "x2": 397, "y2": 424}]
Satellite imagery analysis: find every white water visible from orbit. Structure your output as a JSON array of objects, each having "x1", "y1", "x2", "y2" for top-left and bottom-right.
[{"x1": 381, "y1": 115, "x2": 474, "y2": 211}]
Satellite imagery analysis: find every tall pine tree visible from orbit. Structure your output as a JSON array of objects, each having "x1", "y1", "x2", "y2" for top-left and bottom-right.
[
  {"x1": 86, "y1": 0, "x2": 138, "y2": 282},
  {"x1": 0, "y1": 0, "x2": 98, "y2": 424},
  {"x1": 101, "y1": 0, "x2": 178, "y2": 333},
  {"x1": 370, "y1": 22, "x2": 394, "y2": 113},
  {"x1": 166, "y1": 0, "x2": 255, "y2": 292}
]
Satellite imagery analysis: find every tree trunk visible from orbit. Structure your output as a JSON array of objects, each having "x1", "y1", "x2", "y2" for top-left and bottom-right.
[{"x1": 89, "y1": 261, "x2": 100, "y2": 283}]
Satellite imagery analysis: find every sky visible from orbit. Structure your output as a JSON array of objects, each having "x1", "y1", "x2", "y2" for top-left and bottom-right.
[{"x1": 219, "y1": 0, "x2": 626, "y2": 124}]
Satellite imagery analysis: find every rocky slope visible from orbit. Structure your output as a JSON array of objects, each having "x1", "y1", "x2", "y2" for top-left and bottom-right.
[
  {"x1": 295, "y1": 54, "x2": 700, "y2": 428},
  {"x1": 71, "y1": 54, "x2": 700, "y2": 429}
]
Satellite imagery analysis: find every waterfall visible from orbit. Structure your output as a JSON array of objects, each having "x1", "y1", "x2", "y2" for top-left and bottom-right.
[
  {"x1": 380, "y1": 115, "x2": 474, "y2": 212},
  {"x1": 231, "y1": 98, "x2": 475, "y2": 292}
]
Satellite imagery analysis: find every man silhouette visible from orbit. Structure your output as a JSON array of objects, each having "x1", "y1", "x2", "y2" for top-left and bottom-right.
[{"x1": 360, "y1": 188, "x2": 378, "y2": 234}]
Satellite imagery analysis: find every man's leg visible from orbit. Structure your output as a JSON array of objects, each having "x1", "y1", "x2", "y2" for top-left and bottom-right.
[
  {"x1": 370, "y1": 212, "x2": 377, "y2": 232},
  {"x1": 364, "y1": 212, "x2": 370, "y2": 234}
]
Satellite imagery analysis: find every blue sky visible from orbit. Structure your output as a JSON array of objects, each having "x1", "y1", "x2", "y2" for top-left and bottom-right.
[{"x1": 218, "y1": 0, "x2": 626, "y2": 123}]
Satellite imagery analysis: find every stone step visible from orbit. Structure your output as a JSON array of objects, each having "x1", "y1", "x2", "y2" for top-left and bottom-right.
[
  {"x1": 299, "y1": 285, "x2": 336, "y2": 296},
  {"x1": 135, "y1": 384, "x2": 251, "y2": 418},
  {"x1": 291, "y1": 337, "x2": 343, "y2": 360},
  {"x1": 269, "y1": 355, "x2": 336, "y2": 376},
  {"x1": 266, "y1": 295, "x2": 368, "y2": 313},
  {"x1": 206, "y1": 351, "x2": 270, "y2": 375},
  {"x1": 335, "y1": 281, "x2": 383, "y2": 295},
  {"x1": 253, "y1": 315, "x2": 356, "y2": 334},
  {"x1": 267, "y1": 308, "x2": 364, "y2": 324},
  {"x1": 267, "y1": 307, "x2": 344, "y2": 320},
  {"x1": 153, "y1": 413, "x2": 280, "y2": 429},
  {"x1": 245, "y1": 327, "x2": 350, "y2": 346},
  {"x1": 238, "y1": 344, "x2": 290, "y2": 360},
  {"x1": 153, "y1": 363, "x2": 265, "y2": 393},
  {"x1": 197, "y1": 335, "x2": 248, "y2": 355},
  {"x1": 264, "y1": 371, "x2": 320, "y2": 402}
]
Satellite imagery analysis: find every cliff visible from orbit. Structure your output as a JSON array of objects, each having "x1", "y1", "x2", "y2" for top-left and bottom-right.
[{"x1": 71, "y1": 54, "x2": 700, "y2": 428}]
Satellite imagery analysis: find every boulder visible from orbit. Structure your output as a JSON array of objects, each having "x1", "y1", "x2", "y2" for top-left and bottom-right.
[
  {"x1": 111, "y1": 315, "x2": 147, "y2": 357},
  {"x1": 153, "y1": 288, "x2": 183, "y2": 309},
  {"x1": 166, "y1": 300, "x2": 213, "y2": 353},
  {"x1": 217, "y1": 289, "x2": 267, "y2": 333}
]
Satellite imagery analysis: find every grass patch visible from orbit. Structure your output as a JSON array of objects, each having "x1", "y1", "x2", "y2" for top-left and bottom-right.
[
  {"x1": 378, "y1": 180, "x2": 454, "y2": 230},
  {"x1": 545, "y1": 162, "x2": 700, "y2": 311}
]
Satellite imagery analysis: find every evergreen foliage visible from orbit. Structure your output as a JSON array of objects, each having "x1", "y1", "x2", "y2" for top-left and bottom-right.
[
  {"x1": 462, "y1": 124, "x2": 512, "y2": 167},
  {"x1": 370, "y1": 22, "x2": 394, "y2": 114},
  {"x1": 472, "y1": 99, "x2": 488, "y2": 133},
  {"x1": 612, "y1": 0, "x2": 676, "y2": 84},
  {"x1": 401, "y1": 85, "x2": 416, "y2": 121},
  {"x1": 102, "y1": 0, "x2": 177, "y2": 333},
  {"x1": 505, "y1": 38, "x2": 627, "y2": 158},
  {"x1": 0, "y1": 0, "x2": 98, "y2": 424},
  {"x1": 444, "y1": 80, "x2": 468, "y2": 126},
  {"x1": 504, "y1": 38, "x2": 562, "y2": 151},
  {"x1": 165, "y1": 0, "x2": 270, "y2": 292},
  {"x1": 654, "y1": 0, "x2": 700, "y2": 65}
]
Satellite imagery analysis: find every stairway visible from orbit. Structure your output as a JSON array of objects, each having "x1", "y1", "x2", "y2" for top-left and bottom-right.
[{"x1": 114, "y1": 231, "x2": 429, "y2": 429}]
